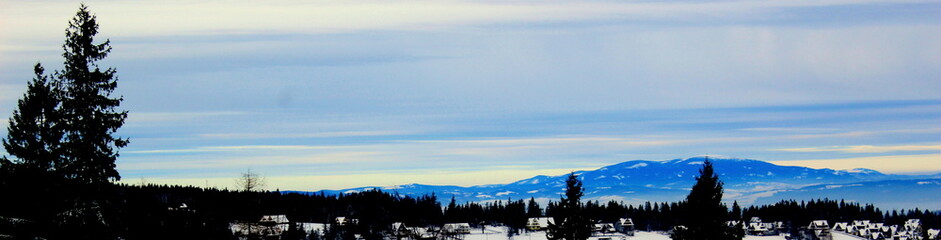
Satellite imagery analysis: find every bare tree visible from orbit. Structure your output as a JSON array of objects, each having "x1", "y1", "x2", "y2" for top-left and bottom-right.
[{"x1": 235, "y1": 168, "x2": 266, "y2": 192}]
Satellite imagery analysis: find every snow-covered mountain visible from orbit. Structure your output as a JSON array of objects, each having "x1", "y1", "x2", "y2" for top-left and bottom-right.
[{"x1": 296, "y1": 156, "x2": 940, "y2": 209}]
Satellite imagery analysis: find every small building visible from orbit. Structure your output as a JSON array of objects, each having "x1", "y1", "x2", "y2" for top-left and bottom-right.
[
  {"x1": 799, "y1": 220, "x2": 832, "y2": 240},
  {"x1": 335, "y1": 217, "x2": 359, "y2": 226},
  {"x1": 259, "y1": 215, "x2": 290, "y2": 237},
  {"x1": 442, "y1": 223, "x2": 472, "y2": 234},
  {"x1": 927, "y1": 229, "x2": 939, "y2": 240},
  {"x1": 748, "y1": 222, "x2": 770, "y2": 235},
  {"x1": 615, "y1": 218, "x2": 635, "y2": 236},
  {"x1": 592, "y1": 223, "x2": 615, "y2": 234},
  {"x1": 527, "y1": 217, "x2": 555, "y2": 231},
  {"x1": 392, "y1": 222, "x2": 412, "y2": 237},
  {"x1": 905, "y1": 219, "x2": 922, "y2": 232},
  {"x1": 833, "y1": 222, "x2": 849, "y2": 232},
  {"x1": 408, "y1": 227, "x2": 438, "y2": 240},
  {"x1": 297, "y1": 222, "x2": 328, "y2": 236}
]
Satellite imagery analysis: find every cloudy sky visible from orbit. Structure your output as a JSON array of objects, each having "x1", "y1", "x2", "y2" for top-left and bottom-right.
[{"x1": 1, "y1": 0, "x2": 940, "y2": 191}]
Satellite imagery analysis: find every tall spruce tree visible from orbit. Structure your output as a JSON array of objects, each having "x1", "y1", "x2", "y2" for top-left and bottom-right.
[
  {"x1": 56, "y1": 4, "x2": 127, "y2": 184},
  {"x1": 547, "y1": 173, "x2": 592, "y2": 240},
  {"x1": 672, "y1": 158, "x2": 743, "y2": 240}
]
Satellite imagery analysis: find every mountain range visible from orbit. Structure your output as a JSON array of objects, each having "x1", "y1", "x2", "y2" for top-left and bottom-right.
[{"x1": 291, "y1": 156, "x2": 941, "y2": 210}]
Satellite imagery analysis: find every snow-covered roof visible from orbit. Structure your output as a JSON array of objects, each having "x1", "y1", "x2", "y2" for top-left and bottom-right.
[{"x1": 260, "y1": 215, "x2": 289, "y2": 224}]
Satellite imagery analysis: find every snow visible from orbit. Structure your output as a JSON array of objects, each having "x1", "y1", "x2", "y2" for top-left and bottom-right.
[
  {"x1": 496, "y1": 191, "x2": 515, "y2": 196},
  {"x1": 527, "y1": 190, "x2": 539, "y2": 193},
  {"x1": 461, "y1": 228, "x2": 789, "y2": 240},
  {"x1": 627, "y1": 163, "x2": 648, "y2": 169}
]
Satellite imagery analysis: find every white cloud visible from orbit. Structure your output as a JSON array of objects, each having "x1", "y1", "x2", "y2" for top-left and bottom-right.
[
  {"x1": 770, "y1": 154, "x2": 941, "y2": 174},
  {"x1": 197, "y1": 130, "x2": 410, "y2": 139},
  {"x1": 776, "y1": 144, "x2": 941, "y2": 153},
  {"x1": 2, "y1": 0, "x2": 934, "y2": 41},
  {"x1": 127, "y1": 111, "x2": 249, "y2": 124}
]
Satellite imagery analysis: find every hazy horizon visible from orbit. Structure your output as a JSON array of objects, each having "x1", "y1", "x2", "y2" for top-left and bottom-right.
[{"x1": 1, "y1": 0, "x2": 940, "y2": 191}]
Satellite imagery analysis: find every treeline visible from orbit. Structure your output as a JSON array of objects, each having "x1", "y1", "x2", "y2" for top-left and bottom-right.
[
  {"x1": 4, "y1": 176, "x2": 941, "y2": 239},
  {"x1": 115, "y1": 184, "x2": 443, "y2": 239}
]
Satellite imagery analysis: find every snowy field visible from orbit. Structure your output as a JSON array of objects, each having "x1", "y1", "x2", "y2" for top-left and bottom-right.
[{"x1": 460, "y1": 226, "x2": 867, "y2": 240}]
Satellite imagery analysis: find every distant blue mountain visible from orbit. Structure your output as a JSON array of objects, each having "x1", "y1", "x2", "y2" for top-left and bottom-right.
[{"x1": 289, "y1": 156, "x2": 940, "y2": 210}]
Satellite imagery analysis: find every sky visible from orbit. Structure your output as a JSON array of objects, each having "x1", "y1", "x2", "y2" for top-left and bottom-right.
[{"x1": 1, "y1": 0, "x2": 940, "y2": 191}]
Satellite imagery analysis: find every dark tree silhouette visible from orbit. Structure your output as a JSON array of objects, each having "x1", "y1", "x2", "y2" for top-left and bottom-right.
[
  {"x1": 547, "y1": 173, "x2": 592, "y2": 240},
  {"x1": 57, "y1": 4, "x2": 127, "y2": 185},
  {"x1": 527, "y1": 197, "x2": 542, "y2": 217},
  {"x1": 672, "y1": 158, "x2": 743, "y2": 240},
  {"x1": 0, "y1": 63, "x2": 65, "y2": 240},
  {"x1": 1, "y1": 5, "x2": 128, "y2": 239},
  {"x1": 3, "y1": 64, "x2": 64, "y2": 172}
]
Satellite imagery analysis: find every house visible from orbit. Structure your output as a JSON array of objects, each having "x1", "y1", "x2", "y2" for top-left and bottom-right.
[
  {"x1": 592, "y1": 223, "x2": 615, "y2": 233},
  {"x1": 858, "y1": 228, "x2": 872, "y2": 239},
  {"x1": 442, "y1": 223, "x2": 472, "y2": 234},
  {"x1": 855, "y1": 221, "x2": 873, "y2": 228},
  {"x1": 392, "y1": 222, "x2": 412, "y2": 237},
  {"x1": 747, "y1": 222, "x2": 767, "y2": 235},
  {"x1": 297, "y1": 223, "x2": 328, "y2": 236},
  {"x1": 802, "y1": 220, "x2": 832, "y2": 240},
  {"x1": 614, "y1": 218, "x2": 635, "y2": 236},
  {"x1": 905, "y1": 219, "x2": 922, "y2": 232},
  {"x1": 527, "y1": 217, "x2": 554, "y2": 231},
  {"x1": 408, "y1": 227, "x2": 438, "y2": 240},
  {"x1": 928, "y1": 229, "x2": 939, "y2": 240},
  {"x1": 259, "y1": 215, "x2": 290, "y2": 237},
  {"x1": 833, "y1": 222, "x2": 849, "y2": 232},
  {"x1": 335, "y1": 217, "x2": 359, "y2": 226},
  {"x1": 230, "y1": 223, "x2": 263, "y2": 238}
]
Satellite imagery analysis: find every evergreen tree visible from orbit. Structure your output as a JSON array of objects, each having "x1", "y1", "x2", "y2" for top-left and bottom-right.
[
  {"x1": 731, "y1": 201, "x2": 742, "y2": 221},
  {"x1": 672, "y1": 158, "x2": 743, "y2": 240},
  {"x1": 547, "y1": 173, "x2": 592, "y2": 240},
  {"x1": 0, "y1": 63, "x2": 65, "y2": 239},
  {"x1": 3, "y1": 63, "x2": 64, "y2": 172},
  {"x1": 57, "y1": 4, "x2": 128, "y2": 185},
  {"x1": 528, "y1": 197, "x2": 542, "y2": 217}
]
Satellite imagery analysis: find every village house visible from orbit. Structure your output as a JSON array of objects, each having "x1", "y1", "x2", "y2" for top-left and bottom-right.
[
  {"x1": 592, "y1": 223, "x2": 616, "y2": 234},
  {"x1": 526, "y1": 217, "x2": 554, "y2": 231},
  {"x1": 799, "y1": 220, "x2": 832, "y2": 240},
  {"x1": 442, "y1": 223, "x2": 472, "y2": 235},
  {"x1": 297, "y1": 222, "x2": 328, "y2": 237},
  {"x1": 833, "y1": 222, "x2": 849, "y2": 232},
  {"x1": 614, "y1": 218, "x2": 635, "y2": 236},
  {"x1": 335, "y1": 216, "x2": 360, "y2": 226}
]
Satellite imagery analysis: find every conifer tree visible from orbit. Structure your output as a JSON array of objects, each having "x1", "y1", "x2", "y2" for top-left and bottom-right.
[
  {"x1": 528, "y1": 197, "x2": 542, "y2": 217},
  {"x1": 672, "y1": 158, "x2": 743, "y2": 240},
  {"x1": 3, "y1": 63, "x2": 64, "y2": 173},
  {"x1": 547, "y1": 173, "x2": 592, "y2": 240},
  {"x1": 56, "y1": 4, "x2": 127, "y2": 185}
]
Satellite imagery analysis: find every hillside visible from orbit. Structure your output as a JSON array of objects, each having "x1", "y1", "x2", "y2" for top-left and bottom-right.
[{"x1": 302, "y1": 156, "x2": 940, "y2": 209}]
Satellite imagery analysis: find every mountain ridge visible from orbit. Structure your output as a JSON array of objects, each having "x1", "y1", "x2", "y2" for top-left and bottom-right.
[{"x1": 286, "y1": 156, "x2": 941, "y2": 210}]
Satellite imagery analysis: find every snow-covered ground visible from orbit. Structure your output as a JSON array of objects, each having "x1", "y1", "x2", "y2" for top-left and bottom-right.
[{"x1": 461, "y1": 227, "x2": 796, "y2": 240}]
